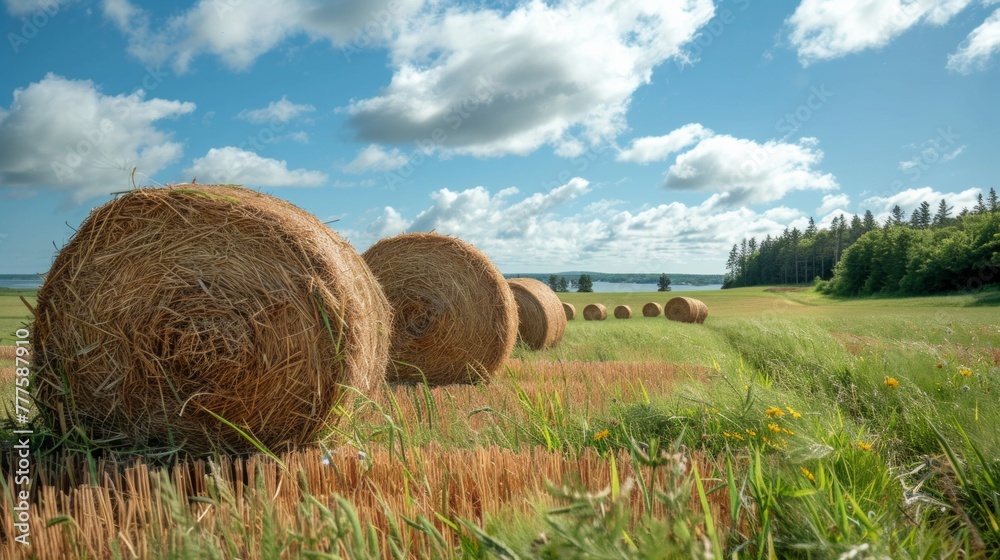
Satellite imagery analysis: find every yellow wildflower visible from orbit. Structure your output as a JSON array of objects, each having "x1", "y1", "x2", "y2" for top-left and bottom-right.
[
  {"x1": 745, "y1": 429, "x2": 757, "y2": 437},
  {"x1": 781, "y1": 427, "x2": 795, "y2": 435},
  {"x1": 594, "y1": 430, "x2": 609, "y2": 441},
  {"x1": 801, "y1": 467, "x2": 816, "y2": 483},
  {"x1": 858, "y1": 441, "x2": 872, "y2": 451},
  {"x1": 786, "y1": 406, "x2": 802, "y2": 419},
  {"x1": 765, "y1": 407, "x2": 785, "y2": 417},
  {"x1": 959, "y1": 368, "x2": 973, "y2": 377},
  {"x1": 884, "y1": 377, "x2": 900, "y2": 389},
  {"x1": 768, "y1": 423, "x2": 782, "y2": 433}
]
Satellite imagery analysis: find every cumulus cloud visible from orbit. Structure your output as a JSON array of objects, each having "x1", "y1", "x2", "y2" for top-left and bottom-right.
[
  {"x1": 343, "y1": 144, "x2": 409, "y2": 174},
  {"x1": 345, "y1": 0, "x2": 715, "y2": 157},
  {"x1": 864, "y1": 186, "x2": 981, "y2": 220},
  {"x1": 787, "y1": 0, "x2": 973, "y2": 65},
  {"x1": 616, "y1": 123, "x2": 714, "y2": 164},
  {"x1": 349, "y1": 179, "x2": 807, "y2": 272},
  {"x1": 663, "y1": 135, "x2": 838, "y2": 207},
  {"x1": 817, "y1": 193, "x2": 851, "y2": 215},
  {"x1": 948, "y1": 8, "x2": 1000, "y2": 73},
  {"x1": 0, "y1": 73, "x2": 194, "y2": 202},
  {"x1": 101, "y1": 0, "x2": 424, "y2": 72},
  {"x1": 237, "y1": 96, "x2": 315, "y2": 124},
  {"x1": 184, "y1": 147, "x2": 327, "y2": 187}
]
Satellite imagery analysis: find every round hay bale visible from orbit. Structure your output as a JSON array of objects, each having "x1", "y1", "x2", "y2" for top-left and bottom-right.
[
  {"x1": 665, "y1": 297, "x2": 707, "y2": 324},
  {"x1": 583, "y1": 303, "x2": 607, "y2": 321},
  {"x1": 642, "y1": 302, "x2": 663, "y2": 317},
  {"x1": 695, "y1": 300, "x2": 709, "y2": 324},
  {"x1": 362, "y1": 233, "x2": 517, "y2": 385},
  {"x1": 32, "y1": 185, "x2": 392, "y2": 455},
  {"x1": 507, "y1": 278, "x2": 566, "y2": 350},
  {"x1": 614, "y1": 305, "x2": 632, "y2": 319},
  {"x1": 562, "y1": 302, "x2": 576, "y2": 321}
]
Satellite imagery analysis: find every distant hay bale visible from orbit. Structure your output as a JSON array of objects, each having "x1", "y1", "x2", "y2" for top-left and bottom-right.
[
  {"x1": 642, "y1": 302, "x2": 663, "y2": 317},
  {"x1": 362, "y1": 233, "x2": 517, "y2": 385},
  {"x1": 665, "y1": 297, "x2": 708, "y2": 324},
  {"x1": 32, "y1": 185, "x2": 392, "y2": 455},
  {"x1": 562, "y1": 302, "x2": 576, "y2": 321},
  {"x1": 614, "y1": 305, "x2": 632, "y2": 319},
  {"x1": 507, "y1": 278, "x2": 566, "y2": 350},
  {"x1": 583, "y1": 303, "x2": 607, "y2": 321}
]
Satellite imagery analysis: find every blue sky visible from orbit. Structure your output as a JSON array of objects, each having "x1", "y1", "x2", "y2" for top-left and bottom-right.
[{"x1": 1, "y1": 0, "x2": 997, "y2": 275}]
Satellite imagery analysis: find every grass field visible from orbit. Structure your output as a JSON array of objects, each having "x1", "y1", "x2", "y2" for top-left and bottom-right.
[{"x1": 2, "y1": 286, "x2": 999, "y2": 558}]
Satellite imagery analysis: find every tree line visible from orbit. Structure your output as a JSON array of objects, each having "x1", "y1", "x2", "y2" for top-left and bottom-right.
[
  {"x1": 725, "y1": 188, "x2": 1000, "y2": 296},
  {"x1": 545, "y1": 273, "x2": 673, "y2": 293}
]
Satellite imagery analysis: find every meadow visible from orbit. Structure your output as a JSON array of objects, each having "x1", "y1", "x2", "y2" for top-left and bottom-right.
[{"x1": 2, "y1": 286, "x2": 1000, "y2": 558}]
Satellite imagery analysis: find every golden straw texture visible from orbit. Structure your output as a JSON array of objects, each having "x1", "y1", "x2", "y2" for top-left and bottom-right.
[
  {"x1": 362, "y1": 233, "x2": 517, "y2": 385},
  {"x1": 507, "y1": 278, "x2": 566, "y2": 350}
]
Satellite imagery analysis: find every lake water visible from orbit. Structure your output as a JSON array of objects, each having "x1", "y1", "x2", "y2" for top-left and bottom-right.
[
  {"x1": 0, "y1": 275, "x2": 43, "y2": 289},
  {"x1": 591, "y1": 281, "x2": 722, "y2": 293}
]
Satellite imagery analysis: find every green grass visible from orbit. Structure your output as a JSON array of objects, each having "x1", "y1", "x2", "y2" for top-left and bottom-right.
[
  {"x1": 0, "y1": 288, "x2": 34, "y2": 345},
  {"x1": 3, "y1": 285, "x2": 1000, "y2": 558}
]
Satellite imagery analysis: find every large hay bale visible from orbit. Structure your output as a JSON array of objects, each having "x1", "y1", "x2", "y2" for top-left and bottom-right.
[
  {"x1": 642, "y1": 302, "x2": 663, "y2": 317},
  {"x1": 32, "y1": 185, "x2": 392, "y2": 455},
  {"x1": 583, "y1": 303, "x2": 607, "y2": 321},
  {"x1": 614, "y1": 305, "x2": 632, "y2": 319},
  {"x1": 507, "y1": 278, "x2": 566, "y2": 350},
  {"x1": 665, "y1": 297, "x2": 708, "y2": 324},
  {"x1": 362, "y1": 233, "x2": 517, "y2": 385},
  {"x1": 562, "y1": 302, "x2": 576, "y2": 321}
]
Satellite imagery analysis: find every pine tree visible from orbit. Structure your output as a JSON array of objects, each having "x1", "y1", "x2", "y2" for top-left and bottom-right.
[
  {"x1": 889, "y1": 205, "x2": 905, "y2": 227},
  {"x1": 805, "y1": 217, "x2": 817, "y2": 237},
  {"x1": 975, "y1": 193, "x2": 988, "y2": 214},
  {"x1": 548, "y1": 274, "x2": 560, "y2": 292},
  {"x1": 918, "y1": 201, "x2": 932, "y2": 228},
  {"x1": 557, "y1": 276, "x2": 569, "y2": 292},
  {"x1": 576, "y1": 274, "x2": 593, "y2": 292},
  {"x1": 657, "y1": 273, "x2": 672, "y2": 292},
  {"x1": 862, "y1": 210, "x2": 877, "y2": 232},
  {"x1": 989, "y1": 187, "x2": 999, "y2": 212},
  {"x1": 849, "y1": 214, "x2": 864, "y2": 243},
  {"x1": 933, "y1": 198, "x2": 953, "y2": 226}
]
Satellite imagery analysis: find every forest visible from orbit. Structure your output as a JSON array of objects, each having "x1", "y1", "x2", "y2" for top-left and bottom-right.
[{"x1": 725, "y1": 188, "x2": 1000, "y2": 296}]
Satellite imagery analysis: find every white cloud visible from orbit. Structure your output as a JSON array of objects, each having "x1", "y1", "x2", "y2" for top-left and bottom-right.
[
  {"x1": 101, "y1": 0, "x2": 424, "y2": 72},
  {"x1": 817, "y1": 193, "x2": 851, "y2": 215},
  {"x1": 349, "y1": 179, "x2": 807, "y2": 273},
  {"x1": 237, "y1": 96, "x2": 315, "y2": 124},
  {"x1": 184, "y1": 147, "x2": 327, "y2": 187},
  {"x1": 343, "y1": 144, "x2": 409, "y2": 174},
  {"x1": 345, "y1": 0, "x2": 715, "y2": 157},
  {"x1": 787, "y1": 0, "x2": 973, "y2": 65},
  {"x1": 864, "y1": 186, "x2": 982, "y2": 220},
  {"x1": 0, "y1": 73, "x2": 194, "y2": 202},
  {"x1": 948, "y1": 8, "x2": 1000, "y2": 73},
  {"x1": 664, "y1": 135, "x2": 838, "y2": 207},
  {"x1": 942, "y1": 145, "x2": 965, "y2": 161},
  {"x1": 616, "y1": 123, "x2": 714, "y2": 164},
  {"x1": 899, "y1": 143, "x2": 965, "y2": 170}
]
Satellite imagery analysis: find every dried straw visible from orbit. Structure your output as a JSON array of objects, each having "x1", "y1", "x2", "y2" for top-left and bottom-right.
[
  {"x1": 614, "y1": 305, "x2": 632, "y2": 319},
  {"x1": 31, "y1": 185, "x2": 392, "y2": 455},
  {"x1": 665, "y1": 297, "x2": 708, "y2": 324},
  {"x1": 562, "y1": 302, "x2": 576, "y2": 320},
  {"x1": 362, "y1": 233, "x2": 517, "y2": 385},
  {"x1": 507, "y1": 278, "x2": 566, "y2": 350},
  {"x1": 583, "y1": 303, "x2": 607, "y2": 321},
  {"x1": 642, "y1": 302, "x2": 663, "y2": 317}
]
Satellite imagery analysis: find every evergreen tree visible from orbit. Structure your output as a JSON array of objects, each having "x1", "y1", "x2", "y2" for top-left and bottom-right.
[
  {"x1": 657, "y1": 273, "x2": 672, "y2": 292},
  {"x1": 577, "y1": 274, "x2": 593, "y2": 293},
  {"x1": 862, "y1": 210, "x2": 877, "y2": 232},
  {"x1": 975, "y1": 193, "x2": 988, "y2": 214},
  {"x1": 989, "y1": 187, "x2": 999, "y2": 212},
  {"x1": 805, "y1": 217, "x2": 817, "y2": 237},
  {"x1": 918, "y1": 201, "x2": 932, "y2": 228},
  {"x1": 889, "y1": 205, "x2": 905, "y2": 227},
  {"x1": 933, "y1": 198, "x2": 953, "y2": 226},
  {"x1": 849, "y1": 214, "x2": 864, "y2": 244}
]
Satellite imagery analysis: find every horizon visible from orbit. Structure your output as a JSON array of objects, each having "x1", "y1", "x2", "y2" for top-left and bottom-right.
[{"x1": 1, "y1": 1, "x2": 997, "y2": 275}]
